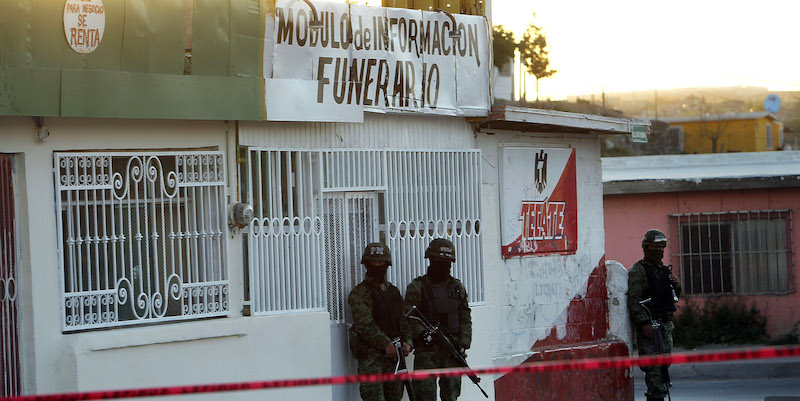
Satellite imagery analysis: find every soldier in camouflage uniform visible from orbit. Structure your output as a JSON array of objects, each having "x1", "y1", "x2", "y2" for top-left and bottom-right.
[
  {"x1": 627, "y1": 229, "x2": 682, "y2": 401},
  {"x1": 348, "y1": 242, "x2": 412, "y2": 401},
  {"x1": 404, "y1": 238, "x2": 472, "y2": 401}
]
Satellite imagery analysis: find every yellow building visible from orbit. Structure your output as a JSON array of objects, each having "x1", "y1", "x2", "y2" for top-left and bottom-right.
[{"x1": 663, "y1": 112, "x2": 784, "y2": 154}]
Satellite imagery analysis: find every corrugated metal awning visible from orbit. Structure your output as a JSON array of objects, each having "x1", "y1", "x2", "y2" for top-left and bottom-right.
[{"x1": 478, "y1": 105, "x2": 649, "y2": 135}]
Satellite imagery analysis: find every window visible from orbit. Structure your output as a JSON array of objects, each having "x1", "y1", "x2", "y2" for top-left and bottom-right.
[
  {"x1": 766, "y1": 124, "x2": 774, "y2": 149},
  {"x1": 667, "y1": 126, "x2": 684, "y2": 151},
  {"x1": 55, "y1": 152, "x2": 229, "y2": 331},
  {"x1": 671, "y1": 210, "x2": 792, "y2": 295},
  {"x1": 243, "y1": 149, "x2": 484, "y2": 319}
]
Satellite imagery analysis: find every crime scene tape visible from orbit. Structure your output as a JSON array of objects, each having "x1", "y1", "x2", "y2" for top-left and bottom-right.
[{"x1": 2, "y1": 345, "x2": 798, "y2": 401}]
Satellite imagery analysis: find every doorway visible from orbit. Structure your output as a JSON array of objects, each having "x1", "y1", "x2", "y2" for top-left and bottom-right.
[{"x1": 324, "y1": 192, "x2": 381, "y2": 401}]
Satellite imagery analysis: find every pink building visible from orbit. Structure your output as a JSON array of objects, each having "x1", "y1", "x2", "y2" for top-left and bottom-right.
[{"x1": 603, "y1": 151, "x2": 800, "y2": 338}]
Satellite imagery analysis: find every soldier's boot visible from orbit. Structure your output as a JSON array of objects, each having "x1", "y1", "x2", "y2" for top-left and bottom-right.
[{"x1": 646, "y1": 397, "x2": 665, "y2": 401}]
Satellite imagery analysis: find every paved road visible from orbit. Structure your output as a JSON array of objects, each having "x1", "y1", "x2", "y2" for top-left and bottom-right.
[{"x1": 634, "y1": 378, "x2": 800, "y2": 401}]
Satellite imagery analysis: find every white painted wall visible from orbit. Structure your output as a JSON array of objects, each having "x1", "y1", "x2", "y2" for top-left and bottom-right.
[
  {"x1": 239, "y1": 113, "x2": 476, "y2": 149},
  {"x1": 0, "y1": 116, "x2": 331, "y2": 400},
  {"x1": 492, "y1": 66, "x2": 513, "y2": 102},
  {"x1": 475, "y1": 129, "x2": 607, "y2": 367},
  {"x1": 606, "y1": 260, "x2": 632, "y2": 351},
  {"x1": 1, "y1": 113, "x2": 613, "y2": 401}
]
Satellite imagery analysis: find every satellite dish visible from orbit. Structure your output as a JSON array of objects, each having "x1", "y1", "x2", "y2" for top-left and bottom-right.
[{"x1": 764, "y1": 94, "x2": 781, "y2": 113}]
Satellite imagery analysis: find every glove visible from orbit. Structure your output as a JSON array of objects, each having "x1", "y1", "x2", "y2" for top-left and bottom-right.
[
  {"x1": 421, "y1": 329, "x2": 435, "y2": 346},
  {"x1": 458, "y1": 347, "x2": 468, "y2": 359}
]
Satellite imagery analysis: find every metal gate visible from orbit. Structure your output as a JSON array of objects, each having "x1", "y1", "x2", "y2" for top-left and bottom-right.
[
  {"x1": 324, "y1": 192, "x2": 380, "y2": 324},
  {"x1": 324, "y1": 192, "x2": 380, "y2": 401},
  {"x1": 242, "y1": 148, "x2": 482, "y2": 401},
  {"x1": 1, "y1": 154, "x2": 20, "y2": 397}
]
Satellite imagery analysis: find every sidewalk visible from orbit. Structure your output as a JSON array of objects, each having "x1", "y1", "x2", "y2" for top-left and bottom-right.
[{"x1": 632, "y1": 344, "x2": 800, "y2": 381}]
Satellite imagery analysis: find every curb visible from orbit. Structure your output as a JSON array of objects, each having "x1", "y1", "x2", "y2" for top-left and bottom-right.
[{"x1": 632, "y1": 357, "x2": 800, "y2": 381}]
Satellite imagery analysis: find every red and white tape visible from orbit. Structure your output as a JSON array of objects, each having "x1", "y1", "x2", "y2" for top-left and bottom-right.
[{"x1": 3, "y1": 345, "x2": 798, "y2": 401}]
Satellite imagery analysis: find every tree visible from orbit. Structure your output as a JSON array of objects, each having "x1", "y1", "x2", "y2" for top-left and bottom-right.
[
  {"x1": 492, "y1": 25, "x2": 516, "y2": 71},
  {"x1": 696, "y1": 97, "x2": 732, "y2": 153},
  {"x1": 517, "y1": 18, "x2": 557, "y2": 101}
]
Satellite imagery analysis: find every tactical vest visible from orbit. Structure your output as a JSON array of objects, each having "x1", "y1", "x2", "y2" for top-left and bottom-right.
[
  {"x1": 640, "y1": 259, "x2": 677, "y2": 318},
  {"x1": 420, "y1": 276, "x2": 461, "y2": 335},
  {"x1": 367, "y1": 284, "x2": 404, "y2": 339}
]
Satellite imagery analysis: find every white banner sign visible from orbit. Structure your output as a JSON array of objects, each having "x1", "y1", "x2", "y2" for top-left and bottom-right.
[{"x1": 268, "y1": 0, "x2": 490, "y2": 121}]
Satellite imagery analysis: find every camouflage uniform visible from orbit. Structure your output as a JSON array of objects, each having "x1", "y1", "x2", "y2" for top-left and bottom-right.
[
  {"x1": 628, "y1": 257, "x2": 680, "y2": 400},
  {"x1": 404, "y1": 275, "x2": 472, "y2": 401},
  {"x1": 348, "y1": 275, "x2": 411, "y2": 401}
]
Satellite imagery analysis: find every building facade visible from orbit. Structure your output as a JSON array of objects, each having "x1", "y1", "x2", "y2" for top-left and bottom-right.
[
  {"x1": 2, "y1": 0, "x2": 645, "y2": 399},
  {"x1": 603, "y1": 151, "x2": 800, "y2": 338},
  {"x1": 663, "y1": 112, "x2": 784, "y2": 154}
]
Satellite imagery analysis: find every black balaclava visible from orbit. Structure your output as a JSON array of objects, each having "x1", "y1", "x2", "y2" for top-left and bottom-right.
[
  {"x1": 644, "y1": 247, "x2": 664, "y2": 266},
  {"x1": 427, "y1": 259, "x2": 451, "y2": 283},
  {"x1": 366, "y1": 265, "x2": 389, "y2": 282}
]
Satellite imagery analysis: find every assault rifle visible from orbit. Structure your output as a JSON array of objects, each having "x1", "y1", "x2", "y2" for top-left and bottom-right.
[
  {"x1": 392, "y1": 337, "x2": 417, "y2": 401},
  {"x1": 405, "y1": 305, "x2": 489, "y2": 398},
  {"x1": 639, "y1": 298, "x2": 672, "y2": 401}
]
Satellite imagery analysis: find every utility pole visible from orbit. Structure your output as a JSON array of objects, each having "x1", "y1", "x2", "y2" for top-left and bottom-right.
[
  {"x1": 523, "y1": 71, "x2": 527, "y2": 102},
  {"x1": 655, "y1": 89, "x2": 659, "y2": 120},
  {"x1": 510, "y1": 53, "x2": 516, "y2": 101},
  {"x1": 602, "y1": 85, "x2": 606, "y2": 108},
  {"x1": 519, "y1": 55, "x2": 524, "y2": 101}
]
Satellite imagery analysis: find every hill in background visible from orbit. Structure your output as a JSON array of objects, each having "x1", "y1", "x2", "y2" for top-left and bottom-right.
[{"x1": 567, "y1": 86, "x2": 800, "y2": 152}]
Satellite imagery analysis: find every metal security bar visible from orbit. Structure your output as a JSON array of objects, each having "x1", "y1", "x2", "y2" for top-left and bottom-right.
[
  {"x1": 385, "y1": 151, "x2": 484, "y2": 304},
  {"x1": 321, "y1": 150, "x2": 384, "y2": 324},
  {"x1": 671, "y1": 210, "x2": 792, "y2": 295},
  {"x1": 1, "y1": 155, "x2": 20, "y2": 397},
  {"x1": 323, "y1": 151, "x2": 386, "y2": 191},
  {"x1": 245, "y1": 150, "x2": 326, "y2": 314},
  {"x1": 324, "y1": 193, "x2": 379, "y2": 324},
  {"x1": 244, "y1": 148, "x2": 484, "y2": 320},
  {"x1": 54, "y1": 152, "x2": 229, "y2": 331}
]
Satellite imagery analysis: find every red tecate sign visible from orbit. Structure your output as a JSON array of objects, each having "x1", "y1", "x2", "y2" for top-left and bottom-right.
[{"x1": 500, "y1": 147, "x2": 578, "y2": 258}]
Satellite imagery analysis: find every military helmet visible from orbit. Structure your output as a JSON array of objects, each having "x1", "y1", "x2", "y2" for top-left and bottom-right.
[
  {"x1": 642, "y1": 229, "x2": 667, "y2": 248},
  {"x1": 425, "y1": 238, "x2": 456, "y2": 262},
  {"x1": 361, "y1": 242, "x2": 392, "y2": 266}
]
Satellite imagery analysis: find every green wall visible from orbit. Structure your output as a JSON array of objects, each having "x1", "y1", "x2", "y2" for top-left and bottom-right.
[{"x1": 0, "y1": 0, "x2": 267, "y2": 120}]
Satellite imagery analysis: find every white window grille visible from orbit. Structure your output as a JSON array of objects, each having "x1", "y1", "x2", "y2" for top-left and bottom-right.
[
  {"x1": 1, "y1": 154, "x2": 21, "y2": 397},
  {"x1": 243, "y1": 149, "x2": 484, "y2": 321},
  {"x1": 384, "y1": 151, "x2": 484, "y2": 306},
  {"x1": 671, "y1": 210, "x2": 793, "y2": 295},
  {"x1": 244, "y1": 150, "x2": 326, "y2": 314},
  {"x1": 55, "y1": 152, "x2": 229, "y2": 331}
]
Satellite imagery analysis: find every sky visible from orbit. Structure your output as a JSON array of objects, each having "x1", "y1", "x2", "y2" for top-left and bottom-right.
[{"x1": 491, "y1": 0, "x2": 800, "y2": 100}]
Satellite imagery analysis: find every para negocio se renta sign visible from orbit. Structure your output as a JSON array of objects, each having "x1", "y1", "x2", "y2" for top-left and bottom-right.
[
  {"x1": 268, "y1": 0, "x2": 490, "y2": 122},
  {"x1": 500, "y1": 147, "x2": 578, "y2": 258}
]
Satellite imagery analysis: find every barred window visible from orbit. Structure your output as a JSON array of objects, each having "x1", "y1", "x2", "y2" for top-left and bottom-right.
[
  {"x1": 243, "y1": 149, "x2": 484, "y2": 321},
  {"x1": 671, "y1": 210, "x2": 793, "y2": 295},
  {"x1": 55, "y1": 152, "x2": 229, "y2": 331}
]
